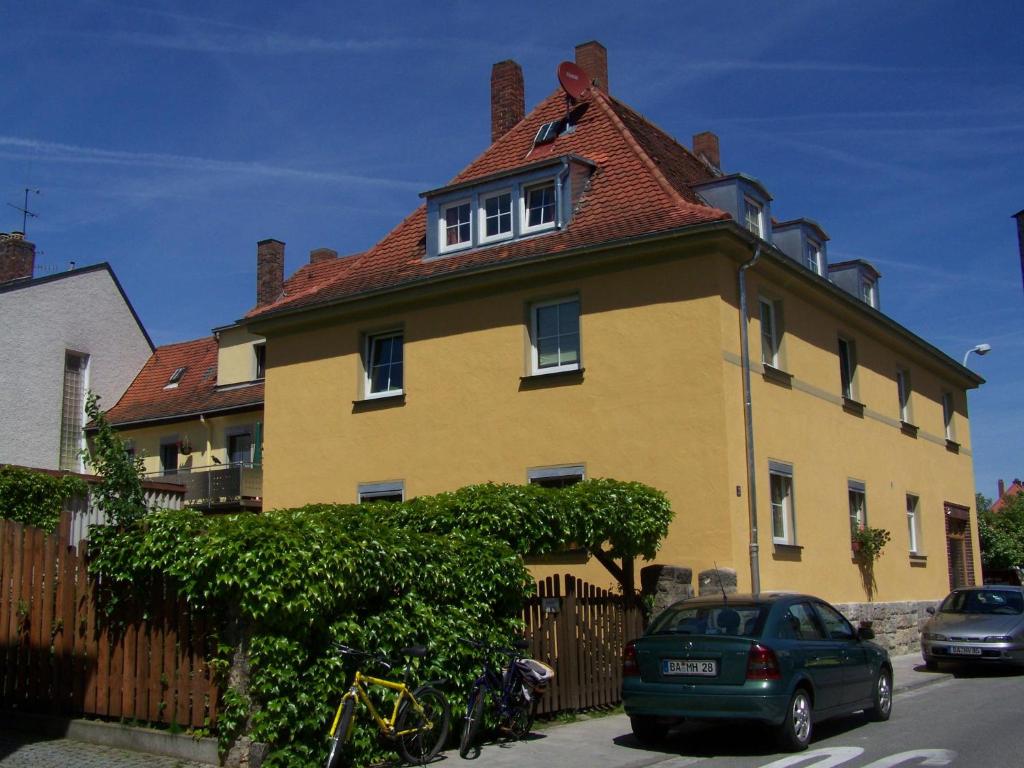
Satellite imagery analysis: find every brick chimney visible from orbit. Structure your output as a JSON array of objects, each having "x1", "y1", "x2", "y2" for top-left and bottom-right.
[
  {"x1": 257, "y1": 239, "x2": 285, "y2": 307},
  {"x1": 0, "y1": 232, "x2": 36, "y2": 284},
  {"x1": 998, "y1": 479, "x2": 1006, "y2": 498},
  {"x1": 491, "y1": 60, "x2": 525, "y2": 143},
  {"x1": 310, "y1": 247, "x2": 337, "y2": 264},
  {"x1": 693, "y1": 132, "x2": 721, "y2": 171},
  {"x1": 575, "y1": 41, "x2": 608, "y2": 93}
]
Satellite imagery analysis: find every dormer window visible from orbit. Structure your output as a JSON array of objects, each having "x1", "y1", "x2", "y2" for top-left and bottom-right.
[
  {"x1": 860, "y1": 278, "x2": 877, "y2": 308},
  {"x1": 421, "y1": 155, "x2": 594, "y2": 261},
  {"x1": 744, "y1": 197, "x2": 763, "y2": 237},
  {"x1": 524, "y1": 182, "x2": 557, "y2": 232},
  {"x1": 805, "y1": 240, "x2": 822, "y2": 275},
  {"x1": 441, "y1": 200, "x2": 472, "y2": 252},
  {"x1": 480, "y1": 191, "x2": 513, "y2": 242}
]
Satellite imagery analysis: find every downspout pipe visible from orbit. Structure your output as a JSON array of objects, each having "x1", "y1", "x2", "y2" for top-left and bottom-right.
[{"x1": 738, "y1": 244, "x2": 762, "y2": 595}]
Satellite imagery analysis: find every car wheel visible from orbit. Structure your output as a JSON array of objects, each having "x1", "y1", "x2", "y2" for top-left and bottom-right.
[
  {"x1": 777, "y1": 688, "x2": 812, "y2": 751},
  {"x1": 630, "y1": 715, "x2": 664, "y2": 744},
  {"x1": 924, "y1": 657, "x2": 939, "y2": 671},
  {"x1": 866, "y1": 667, "x2": 892, "y2": 722}
]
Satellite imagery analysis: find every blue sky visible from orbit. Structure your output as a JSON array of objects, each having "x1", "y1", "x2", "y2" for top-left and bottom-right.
[{"x1": 3, "y1": 1, "x2": 1022, "y2": 497}]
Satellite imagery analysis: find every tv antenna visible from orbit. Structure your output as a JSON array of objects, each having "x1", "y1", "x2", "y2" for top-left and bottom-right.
[{"x1": 7, "y1": 188, "x2": 40, "y2": 235}]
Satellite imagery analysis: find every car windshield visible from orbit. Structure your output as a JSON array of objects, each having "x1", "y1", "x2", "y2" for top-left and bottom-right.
[
  {"x1": 647, "y1": 603, "x2": 768, "y2": 638},
  {"x1": 939, "y1": 589, "x2": 1024, "y2": 615}
]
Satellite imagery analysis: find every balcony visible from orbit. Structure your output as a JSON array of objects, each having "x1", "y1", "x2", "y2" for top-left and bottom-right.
[{"x1": 148, "y1": 463, "x2": 263, "y2": 512}]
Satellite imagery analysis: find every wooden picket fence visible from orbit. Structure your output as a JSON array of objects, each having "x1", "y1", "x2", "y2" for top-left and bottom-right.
[
  {"x1": 522, "y1": 573, "x2": 645, "y2": 714},
  {"x1": 0, "y1": 515, "x2": 218, "y2": 727}
]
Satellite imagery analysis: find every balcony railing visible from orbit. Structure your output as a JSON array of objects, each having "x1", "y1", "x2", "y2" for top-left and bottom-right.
[{"x1": 147, "y1": 463, "x2": 263, "y2": 511}]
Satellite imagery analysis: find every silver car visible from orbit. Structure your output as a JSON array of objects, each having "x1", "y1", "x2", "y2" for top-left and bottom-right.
[{"x1": 921, "y1": 585, "x2": 1024, "y2": 669}]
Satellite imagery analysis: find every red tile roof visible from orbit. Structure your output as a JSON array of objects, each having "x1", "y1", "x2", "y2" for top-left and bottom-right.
[
  {"x1": 247, "y1": 87, "x2": 728, "y2": 319},
  {"x1": 102, "y1": 336, "x2": 263, "y2": 428},
  {"x1": 992, "y1": 480, "x2": 1024, "y2": 513}
]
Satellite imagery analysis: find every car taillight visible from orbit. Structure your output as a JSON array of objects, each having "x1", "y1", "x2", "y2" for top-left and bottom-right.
[
  {"x1": 623, "y1": 640, "x2": 640, "y2": 677},
  {"x1": 746, "y1": 643, "x2": 781, "y2": 680}
]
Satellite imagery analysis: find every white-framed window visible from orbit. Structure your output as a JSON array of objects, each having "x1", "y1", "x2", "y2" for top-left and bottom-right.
[
  {"x1": 358, "y1": 481, "x2": 404, "y2": 503},
  {"x1": 365, "y1": 331, "x2": 404, "y2": 398},
  {"x1": 227, "y1": 426, "x2": 254, "y2": 465},
  {"x1": 530, "y1": 297, "x2": 580, "y2": 374},
  {"x1": 523, "y1": 181, "x2": 557, "y2": 233},
  {"x1": 805, "y1": 240, "x2": 822, "y2": 275},
  {"x1": 848, "y1": 480, "x2": 867, "y2": 538},
  {"x1": 838, "y1": 336, "x2": 856, "y2": 399},
  {"x1": 906, "y1": 493, "x2": 921, "y2": 554},
  {"x1": 759, "y1": 298, "x2": 780, "y2": 368},
  {"x1": 769, "y1": 461, "x2": 796, "y2": 545},
  {"x1": 896, "y1": 369, "x2": 911, "y2": 423},
  {"x1": 942, "y1": 392, "x2": 955, "y2": 440},
  {"x1": 743, "y1": 197, "x2": 763, "y2": 237},
  {"x1": 480, "y1": 190, "x2": 513, "y2": 243},
  {"x1": 255, "y1": 343, "x2": 266, "y2": 380},
  {"x1": 860, "y1": 278, "x2": 877, "y2": 308},
  {"x1": 160, "y1": 437, "x2": 179, "y2": 477},
  {"x1": 528, "y1": 464, "x2": 584, "y2": 488},
  {"x1": 440, "y1": 199, "x2": 472, "y2": 252},
  {"x1": 164, "y1": 365, "x2": 186, "y2": 390},
  {"x1": 59, "y1": 351, "x2": 89, "y2": 471}
]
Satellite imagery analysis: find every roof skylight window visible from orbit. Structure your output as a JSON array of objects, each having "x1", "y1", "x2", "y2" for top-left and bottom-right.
[
  {"x1": 165, "y1": 366, "x2": 186, "y2": 389},
  {"x1": 533, "y1": 120, "x2": 561, "y2": 146}
]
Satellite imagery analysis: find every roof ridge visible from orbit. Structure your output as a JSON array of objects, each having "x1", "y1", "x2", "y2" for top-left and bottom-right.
[{"x1": 590, "y1": 89, "x2": 692, "y2": 212}]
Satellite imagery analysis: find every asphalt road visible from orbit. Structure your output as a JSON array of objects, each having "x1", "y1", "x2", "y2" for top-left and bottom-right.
[{"x1": 455, "y1": 666, "x2": 1024, "y2": 768}]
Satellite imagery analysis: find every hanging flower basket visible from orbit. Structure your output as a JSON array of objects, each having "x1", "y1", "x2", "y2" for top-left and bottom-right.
[{"x1": 178, "y1": 436, "x2": 193, "y2": 455}]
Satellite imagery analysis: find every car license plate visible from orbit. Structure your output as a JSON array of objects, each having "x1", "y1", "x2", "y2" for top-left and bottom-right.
[
  {"x1": 663, "y1": 659, "x2": 717, "y2": 676},
  {"x1": 949, "y1": 646, "x2": 982, "y2": 656}
]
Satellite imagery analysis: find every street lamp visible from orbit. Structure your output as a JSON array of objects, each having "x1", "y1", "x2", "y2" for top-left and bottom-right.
[{"x1": 962, "y1": 343, "x2": 992, "y2": 367}]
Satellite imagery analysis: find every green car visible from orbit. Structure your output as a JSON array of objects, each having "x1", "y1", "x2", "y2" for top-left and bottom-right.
[{"x1": 621, "y1": 593, "x2": 892, "y2": 751}]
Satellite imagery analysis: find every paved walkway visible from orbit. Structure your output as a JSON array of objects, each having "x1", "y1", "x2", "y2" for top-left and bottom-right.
[{"x1": 0, "y1": 654, "x2": 946, "y2": 767}]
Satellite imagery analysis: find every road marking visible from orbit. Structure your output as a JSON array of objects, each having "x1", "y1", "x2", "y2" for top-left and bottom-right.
[
  {"x1": 652, "y1": 758, "x2": 704, "y2": 767},
  {"x1": 759, "y1": 747, "x2": 865, "y2": 768},
  {"x1": 861, "y1": 749, "x2": 957, "y2": 767}
]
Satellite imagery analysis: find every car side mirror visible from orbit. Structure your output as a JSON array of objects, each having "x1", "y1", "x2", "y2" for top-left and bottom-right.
[
  {"x1": 857, "y1": 621, "x2": 875, "y2": 641},
  {"x1": 926, "y1": 606, "x2": 936, "y2": 615}
]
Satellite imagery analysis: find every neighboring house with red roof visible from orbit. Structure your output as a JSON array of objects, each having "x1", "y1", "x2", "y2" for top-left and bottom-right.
[
  {"x1": 236, "y1": 42, "x2": 980, "y2": 624},
  {"x1": 0, "y1": 233, "x2": 153, "y2": 473},
  {"x1": 991, "y1": 479, "x2": 1024, "y2": 513}
]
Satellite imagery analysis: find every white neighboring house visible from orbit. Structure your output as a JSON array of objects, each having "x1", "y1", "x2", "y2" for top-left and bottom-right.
[{"x1": 0, "y1": 232, "x2": 154, "y2": 472}]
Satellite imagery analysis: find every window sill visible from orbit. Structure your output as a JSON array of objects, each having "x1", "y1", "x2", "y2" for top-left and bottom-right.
[
  {"x1": 842, "y1": 397, "x2": 865, "y2": 417},
  {"x1": 772, "y1": 543, "x2": 803, "y2": 561},
  {"x1": 945, "y1": 439, "x2": 960, "y2": 454},
  {"x1": 352, "y1": 393, "x2": 406, "y2": 412},
  {"x1": 762, "y1": 365, "x2": 793, "y2": 388},
  {"x1": 900, "y1": 421, "x2": 919, "y2": 438},
  {"x1": 519, "y1": 367, "x2": 584, "y2": 390}
]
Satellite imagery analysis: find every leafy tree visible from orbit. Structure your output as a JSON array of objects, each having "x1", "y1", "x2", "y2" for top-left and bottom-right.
[
  {"x1": 0, "y1": 465, "x2": 86, "y2": 532},
  {"x1": 84, "y1": 392, "x2": 146, "y2": 528},
  {"x1": 978, "y1": 492, "x2": 1024, "y2": 569}
]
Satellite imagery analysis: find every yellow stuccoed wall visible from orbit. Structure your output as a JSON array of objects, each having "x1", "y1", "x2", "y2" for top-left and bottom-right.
[
  {"x1": 119, "y1": 410, "x2": 263, "y2": 475},
  {"x1": 259, "y1": 245, "x2": 980, "y2": 605},
  {"x1": 216, "y1": 325, "x2": 265, "y2": 386}
]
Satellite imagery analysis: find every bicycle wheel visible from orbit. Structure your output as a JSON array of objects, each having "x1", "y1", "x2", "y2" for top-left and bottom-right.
[
  {"x1": 325, "y1": 698, "x2": 355, "y2": 768},
  {"x1": 459, "y1": 686, "x2": 486, "y2": 758},
  {"x1": 506, "y1": 693, "x2": 536, "y2": 740},
  {"x1": 396, "y1": 685, "x2": 450, "y2": 765}
]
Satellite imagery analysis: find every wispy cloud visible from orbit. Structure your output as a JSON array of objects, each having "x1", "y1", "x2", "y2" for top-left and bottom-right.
[{"x1": 0, "y1": 136, "x2": 428, "y2": 191}]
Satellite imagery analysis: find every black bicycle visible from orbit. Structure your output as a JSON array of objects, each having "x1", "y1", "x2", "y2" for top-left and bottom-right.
[{"x1": 458, "y1": 638, "x2": 553, "y2": 758}]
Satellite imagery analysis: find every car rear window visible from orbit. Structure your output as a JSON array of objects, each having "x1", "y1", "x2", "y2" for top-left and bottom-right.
[
  {"x1": 648, "y1": 603, "x2": 768, "y2": 638},
  {"x1": 940, "y1": 589, "x2": 1024, "y2": 615}
]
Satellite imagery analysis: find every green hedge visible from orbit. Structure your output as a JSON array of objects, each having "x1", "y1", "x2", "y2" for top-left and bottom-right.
[
  {"x1": 0, "y1": 465, "x2": 87, "y2": 533},
  {"x1": 87, "y1": 480, "x2": 673, "y2": 767}
]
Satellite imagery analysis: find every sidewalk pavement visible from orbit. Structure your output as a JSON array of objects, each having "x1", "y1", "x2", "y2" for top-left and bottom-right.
[{"x1": 446, "y1": 653, "x2": 953, "y2": 768}]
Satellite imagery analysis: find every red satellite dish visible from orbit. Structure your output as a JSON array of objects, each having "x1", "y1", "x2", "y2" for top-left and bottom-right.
[{"x1": 557, "y1": 61, "x2": 591, "y2": 100}]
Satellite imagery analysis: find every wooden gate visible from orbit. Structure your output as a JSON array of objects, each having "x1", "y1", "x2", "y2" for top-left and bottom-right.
[
  {"x1": 522, "y1": 573, "x2": 644, "y2": 714},
  {"x1": 0, "y1": 516, "x2": 218, "y2": 727}
]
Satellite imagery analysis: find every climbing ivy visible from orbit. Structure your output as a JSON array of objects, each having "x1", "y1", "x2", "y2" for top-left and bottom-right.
[
  {"x1": 0, "y1": 465, "x2": 86, "y2": 533},
  {"x1": 86, "y1": 479, "x2": 673, "y2": 766}
]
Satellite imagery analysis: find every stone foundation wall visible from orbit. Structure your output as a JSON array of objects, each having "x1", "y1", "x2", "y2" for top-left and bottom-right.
[{"x1": 834, "y1": 600, "x2": 941, "y2": 655}]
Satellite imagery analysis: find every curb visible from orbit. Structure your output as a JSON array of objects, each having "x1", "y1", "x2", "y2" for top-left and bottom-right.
[{"x1": 0, "y1": 710, "x2": 219, "y2": 765}]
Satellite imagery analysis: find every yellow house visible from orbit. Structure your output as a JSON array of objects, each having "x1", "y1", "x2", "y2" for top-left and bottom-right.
[
  {"x1": 239, "y1": 42, "x2": 979, "y2": 637},
  {"x1": 98, "y1": 323, "x2": 266, "y2": 512}
]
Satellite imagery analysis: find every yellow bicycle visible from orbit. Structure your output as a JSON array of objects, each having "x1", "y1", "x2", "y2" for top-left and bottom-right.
[{"x1": 325, "y1": 644, "x2": 450, "y2": 767}]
